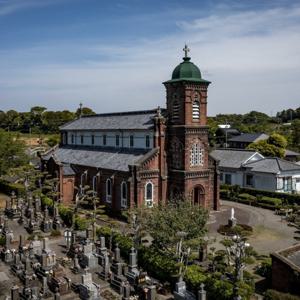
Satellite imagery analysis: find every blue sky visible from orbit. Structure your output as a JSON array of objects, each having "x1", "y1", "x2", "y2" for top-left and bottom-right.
[{"x1": 0, "y1": 0, "x2": 299, "y2": 115}]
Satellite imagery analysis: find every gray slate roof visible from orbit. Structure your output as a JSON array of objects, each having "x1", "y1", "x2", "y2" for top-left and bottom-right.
[
  {"x1": 210, "y1": 149, "x2": 259, "y2": 168},
  {"x1": 59, "y1": 109, "x2": 163, "y2": 131},
  {"x1": 244, "y1": 157, "x2": 300, "y2": 174},
  {"x1": 228, "y1": 133, "x2": 269, "y2": 143},
  {"x1": 43, "y1": 147, "x2": 149, "y2": 172},
  {"x1": 62, "y1": 164, "x2": 75, "y2": 176},
  {"x1": 285, "y1": 149, "x2": 300, "y2": 157}
]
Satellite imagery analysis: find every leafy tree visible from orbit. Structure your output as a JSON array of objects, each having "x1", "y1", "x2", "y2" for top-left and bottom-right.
[
  {"x1": 138, "y1": 200, "x2": 208, "y2": 255},
  {"x1": 268, "y1": 133, "x2": 288, "y2": 149},
  {"x1": 291, "y1": 119, "x2": 300, "y2": 149},
  {"x1": 0, "y1": 130, "x2": 28, "y2": 176},
  {"x1": 75, "y1": 106, "x2": 96, "y2": 118},
  {"x1": 247, "y1": 140, "x2": 285, "y2": 158},
  {"x1": 46, "y1": 135, "x2": 60, "y2": 147},
  {"x1": 184, "y1": 265, "x2": 207, "y2": 291}
]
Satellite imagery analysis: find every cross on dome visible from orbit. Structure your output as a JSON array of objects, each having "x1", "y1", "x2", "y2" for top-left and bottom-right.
[{"x1": 183, "y1": 44, "x2": 190, "y2": 58}]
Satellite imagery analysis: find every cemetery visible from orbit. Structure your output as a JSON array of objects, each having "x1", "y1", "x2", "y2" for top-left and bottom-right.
[{"x1": 0, "y1": 168, "x2": 299, "y2": 300}]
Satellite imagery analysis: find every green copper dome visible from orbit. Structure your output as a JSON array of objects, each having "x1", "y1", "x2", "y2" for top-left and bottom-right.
[
  {"x1": 172, "y1": 57, "x2": 202, "y2": 80},
  {"x1": 163, "y1": 45, "x2": 211, "y2": 84}
]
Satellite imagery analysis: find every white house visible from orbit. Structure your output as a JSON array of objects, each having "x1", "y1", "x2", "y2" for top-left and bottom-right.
[{"x1": 211, "y1": 149, "x2": 300, "y2": 194}]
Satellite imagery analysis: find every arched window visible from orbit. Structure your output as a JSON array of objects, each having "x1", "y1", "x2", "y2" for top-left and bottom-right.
[
  {"x1": 121, "y1": 181, "x2": 127, "y2": 208},
  {"x1": 192, "y1": 94, "x2": 200, "y2": 120},
  {"x1": 190, "y1": 143, "x2": 204, "y2": 166},
  {"x1": 145, "y1": 182, "x2": 153, "y2": 207},
  {"x1": 106, "y1": 179, "x2": 112, "y2": 203}
]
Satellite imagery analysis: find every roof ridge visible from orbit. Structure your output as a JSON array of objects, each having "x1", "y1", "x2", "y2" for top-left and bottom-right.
[
  {"x1": 215, "y1": 148, "x2": 256, "y2": 152},
  {"x1": 243, "y1": 157, "x2": 265, "y2": 166},
  {"x1": 81, "y1": 108, "x2": 166, "y2": 118}
]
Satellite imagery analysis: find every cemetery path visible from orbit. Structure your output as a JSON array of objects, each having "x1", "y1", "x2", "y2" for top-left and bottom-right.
[{"x1": 208, "y1": 200, "x2": 297, "y2": 255}]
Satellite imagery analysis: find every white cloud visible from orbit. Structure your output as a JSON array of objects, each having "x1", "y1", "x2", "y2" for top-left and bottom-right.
[
  {"x1": 0, "y1": 4, "x2": 300, "y2": 115},
  {"x1": 0, "y1": 0, "x2": 68, "y2": 16}
]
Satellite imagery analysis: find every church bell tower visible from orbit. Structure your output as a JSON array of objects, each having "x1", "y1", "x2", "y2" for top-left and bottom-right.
[{"x1": 164, "y1": 45, "x2": 218, "y2": 209}]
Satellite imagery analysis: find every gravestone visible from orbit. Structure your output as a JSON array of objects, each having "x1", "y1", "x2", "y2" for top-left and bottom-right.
[
  {"x1": 111, "y1": 244, "x2": 128, "y2": 295},
  {"x1": 198, "y1": 283, "x2": 206, "y2": 300},
  {"x1": 3, "y1": 232, "x2": 14, "y2": 263},
  {"x1": 11, "y1": 253, "x2": 24, "y2": 276},
  {"x1": 48, "y1": 264, "x2": 71, "y2": 295},
  {"x1": 28, "y1": 213, "x2": 40, "y2": 235},
  {"x1": 125, "y1": 247, "x2": 139, "y2": 285},
  {"x1": 10, "y1": 285, "x2": 20, "y2": 300},
  {"x1": 98, "y1": 251, "x2": 110, "y2": 280},
  {"x1": 78, "y1": 270, "x2": 101, "y2": 300},
  {"x1": 36, "y1": 238, "x2": 56, "y2": 278},
  {"x1": 80, "y1": 240, "x2": 98, "y2": 270},
  {"x1": 41, "y1": 206, "x2": 53, "y2": 233},
  {"x1": 72, "y1": 254, "x2": 81, "y2": 274},
  {"x1": 146, "y1": 285, "x2": 157, "y2": 300},
  {"x1": 52, "y1": 205, "x2": 62, "y2": 230},
  {"x1": 174, "y1": 280, "x2": 196, "y2": 300}
]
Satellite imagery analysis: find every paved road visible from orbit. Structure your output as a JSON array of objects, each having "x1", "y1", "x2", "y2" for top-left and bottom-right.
[{"x1": 208, "y1": 200, "x2": 298, "y2": 255}]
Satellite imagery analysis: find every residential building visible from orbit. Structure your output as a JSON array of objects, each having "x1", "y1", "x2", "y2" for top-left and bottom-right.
[
  {"x1": 227, "y1": 133, "x2": 269, "y2": 149},
  {"x1": 211, "y1": 149, "x2": 300, "y2": 193}
]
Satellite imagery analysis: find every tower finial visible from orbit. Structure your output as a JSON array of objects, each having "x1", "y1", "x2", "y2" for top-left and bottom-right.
[{"x1": 183, "y1": 44, "x2": 190, "y2": 58}]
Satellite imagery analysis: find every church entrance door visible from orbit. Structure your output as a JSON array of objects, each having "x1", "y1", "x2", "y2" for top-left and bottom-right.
[{"x1": 193, "y1": 186, "x2": 205, "y2": 206}]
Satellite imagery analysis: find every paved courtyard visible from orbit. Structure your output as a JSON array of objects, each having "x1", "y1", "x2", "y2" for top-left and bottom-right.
[{"x1": 208, "y1": 200, "x2": 298, "y2": 255}]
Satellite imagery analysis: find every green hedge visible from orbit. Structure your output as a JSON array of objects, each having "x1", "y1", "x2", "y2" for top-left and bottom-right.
[
  {"x1": 0, "y1": 179, "x2": 25, "y2": 196},
  {"x1": 264, "y1": 290, "x2": 300, "y2": 300},
  {"x1": 220, "y1": 184, "x2": 300, "y2": 206},
  {"x1": 257, "y1": 196, "x2": 282, "y2": 209}
]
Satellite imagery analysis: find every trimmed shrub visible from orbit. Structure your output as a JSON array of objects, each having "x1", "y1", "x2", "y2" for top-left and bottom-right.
[
  {"x1": 75, "y1": 216, "x2": 88, "y2": 231},
  {"x1": 41, "y1": 195, "x2": 53, "y2": 207},
  {"x1": 58, "y1": 205, "x2": 73, "y2": 227},
  {"x1": 264, "y1": 289, "x2": 300, "y2": 300},
  {"x1": 238, "y1": 193, "x2": 256, "y2": 204},
  {"x1": 0, "y1": 179, "x2": 25, "y2": 196},
  {"x1": 220, "y1": 189, "x2": 230, "y2": 200},
  {"x1": 184, "y1": 265, "x2": 207, "y2": 292},
  {"x1": 257, "y1": 196, "x2": 282, "y2": 209},
  {"x1": 220, "y1": 184, "x2": 300, "y2": 206},
  {"x1": 138, "y1": 246, "x2": 178, "y2": 283}
]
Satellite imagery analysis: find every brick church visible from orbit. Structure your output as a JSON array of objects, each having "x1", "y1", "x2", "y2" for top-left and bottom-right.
[{"x1": 42, "y1": 46, "x2": 220, "y2": 211}]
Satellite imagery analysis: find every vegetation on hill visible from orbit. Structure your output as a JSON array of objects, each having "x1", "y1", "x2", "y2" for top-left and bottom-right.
[
  {"x1": 0, "y1": 105, "x2": 95, "y2": 134},
  {"x1": 0, "y1": 105, "x2": 299, "y2": 151},
  {"x1": 247, "y1": 133, "x2": 287, "y2": 158},
  {"x1": 208, "y1": 107, "x2": 300, "y2": 152}
]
